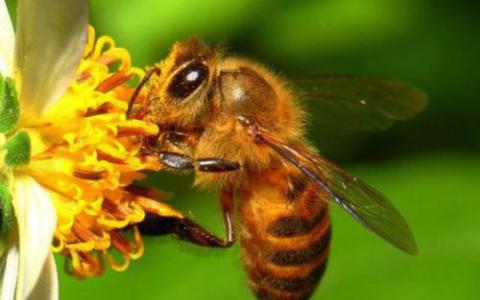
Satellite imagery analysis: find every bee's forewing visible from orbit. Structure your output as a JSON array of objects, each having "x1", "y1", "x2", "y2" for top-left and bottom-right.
[{"x1": 256, "y1": 127, "x2": 418, "y2": 255}]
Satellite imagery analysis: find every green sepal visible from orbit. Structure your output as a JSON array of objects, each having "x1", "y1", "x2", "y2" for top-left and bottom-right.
[
  {"x1": 0, "y1": 180, "x2": 13, "y2": 234},
  {"x1": 2, "y1": 131, "x2": 31, "y2": 167},
  {"x1": 0, "y1": 75, "x2": 20, "y2": 133}
]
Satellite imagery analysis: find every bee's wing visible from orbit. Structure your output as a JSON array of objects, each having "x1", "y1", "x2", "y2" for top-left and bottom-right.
[
  {"x1": 295, "y1": 75, "x2": 428, "y2": 131},
  {"x1": 255, "y1": 128, "x2": 417, "y2": 255}
]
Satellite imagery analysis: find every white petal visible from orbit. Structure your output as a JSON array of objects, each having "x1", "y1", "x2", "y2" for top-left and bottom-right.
[
  {"x1": 26, "y1": 254, "x2": 58, "y2": 300},
  {"x1": 13, "y1": 176, "x2": 56, "y2": 300},
  {"x1": 15, "y1": 0, "x2": 89, "y2": 117},
  {"x1": 0, "y1": 0, "x2": 15, "y2": 76},
  {"x1": 0, "y1": 228, "x2": 20, "y2": 300}
]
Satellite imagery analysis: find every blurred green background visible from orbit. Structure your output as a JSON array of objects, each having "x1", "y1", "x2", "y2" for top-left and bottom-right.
[{"x1": 11, "y1": 0, "x2": 480, "y2": 299}]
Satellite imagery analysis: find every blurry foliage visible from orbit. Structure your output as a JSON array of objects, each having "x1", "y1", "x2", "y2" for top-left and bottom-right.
[{"x1": 5, "y1": 0, "x2": 480, "y2": 299}]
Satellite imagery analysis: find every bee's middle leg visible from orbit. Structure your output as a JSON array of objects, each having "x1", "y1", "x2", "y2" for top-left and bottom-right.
[{"x1": 139, "y1": 189, "x2": 235, "y2": 248}]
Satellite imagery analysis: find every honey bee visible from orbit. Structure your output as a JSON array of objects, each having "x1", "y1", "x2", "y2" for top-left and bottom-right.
[{"x1": 129, "y1": 38, "x2": 426, "y2": 300}]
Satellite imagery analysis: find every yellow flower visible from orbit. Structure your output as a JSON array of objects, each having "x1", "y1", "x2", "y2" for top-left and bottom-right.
[
  {"x1": 27, "y1": 25, "x2": 187, "y2": 278},
  {"x1": 0, "y1": 0, "x2": 182, "y2": 299}
]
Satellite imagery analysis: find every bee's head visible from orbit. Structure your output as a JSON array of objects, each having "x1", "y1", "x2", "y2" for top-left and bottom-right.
[{"x1": 139, "y1": 38, "x2": 217, "y2": 130}]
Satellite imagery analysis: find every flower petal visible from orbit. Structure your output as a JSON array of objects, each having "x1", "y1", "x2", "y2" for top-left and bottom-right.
[
  {"x1": 15, "y1": 0, "x2": 89, "y2": 117},
  {"x1": 0, "y1": 0, "x2": 14, "y2": 77},
  {"x1": 26, "y1": 254, "x2": 58, "y2": 300},
  {"x1": 13, "y1": 176, "x2": 56, "y2": 299},
  {"x1": 0, "y1": 228, "x2": 19, "y2": 300}
]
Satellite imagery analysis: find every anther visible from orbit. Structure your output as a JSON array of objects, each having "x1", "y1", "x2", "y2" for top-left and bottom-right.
[
  {"x1": 73, "y1": 167, "x2": 107, "y2": 180},
  {"x1": 95, "y1": 71, "x2": 134, "y2": 93}
]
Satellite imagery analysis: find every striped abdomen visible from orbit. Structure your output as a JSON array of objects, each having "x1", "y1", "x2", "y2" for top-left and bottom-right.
[{"x1": 239, "y1": 169, "x2": 331, "y2": 300}]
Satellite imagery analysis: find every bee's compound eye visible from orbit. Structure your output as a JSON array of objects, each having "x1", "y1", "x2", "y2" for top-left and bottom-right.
[{"x1": 168, "y1": 60, "x2": 209, "y2": 99}]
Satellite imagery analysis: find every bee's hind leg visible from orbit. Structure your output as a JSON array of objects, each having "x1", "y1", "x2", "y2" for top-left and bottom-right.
[{"x1": 139, "y1": 189, "x2": 235, "y2": 248}]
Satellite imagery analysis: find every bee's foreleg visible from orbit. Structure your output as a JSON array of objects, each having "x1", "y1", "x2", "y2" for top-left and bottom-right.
[
  {"x1": 195, "y1": 158, "x2": 240, "y2": 172},
  {"x1": 158, "y1": 151, "x2": 240, "y2": 173},
  {"x1": 139, "y1": 189, "x2": 236, "y2": 248},
  {"x1": 158, "y1": 151, "x2": 195, "y2": 169}
]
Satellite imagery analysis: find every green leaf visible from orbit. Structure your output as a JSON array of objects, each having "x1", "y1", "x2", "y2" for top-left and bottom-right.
[
  {"x1": 0, "y1": 75, "x2": 20, "y2": 133},
  {"x1": 2, "y1": 131, "x2": 31, "y2": 167},
  {"x1": 0, "y1": 180, "x2": 13, "y2": 233}
]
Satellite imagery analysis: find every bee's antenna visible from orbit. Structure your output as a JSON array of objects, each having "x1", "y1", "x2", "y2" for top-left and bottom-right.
[{"x1": 126, "y1": 67, "x2": 161, "y2": 117}]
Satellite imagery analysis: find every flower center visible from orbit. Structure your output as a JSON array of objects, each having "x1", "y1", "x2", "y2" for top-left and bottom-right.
[{"x1": 25, "y1": 27, "x2": 182, "y2": 278}]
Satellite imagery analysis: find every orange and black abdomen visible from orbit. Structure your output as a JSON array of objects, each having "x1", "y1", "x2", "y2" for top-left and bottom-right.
[{"x1": 239, "y1": 169, "x2": 331, "y2": 300}]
